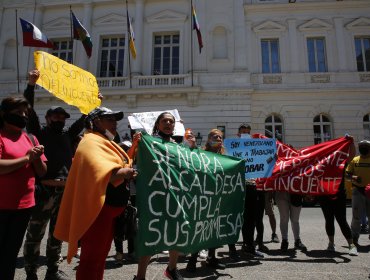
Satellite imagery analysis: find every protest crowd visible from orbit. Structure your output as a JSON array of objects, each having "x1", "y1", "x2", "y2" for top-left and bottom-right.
[{"x1": 1, "y1": 70, "x2": 370, "y2": 280}]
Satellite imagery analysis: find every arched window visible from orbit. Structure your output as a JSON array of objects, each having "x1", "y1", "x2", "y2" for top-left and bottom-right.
[
  {"x1": 313, "y1": 114, "x2": 332, "y2": 144},
  {"x1": 2, "y1": 39, "x2": 16, "y2": 69},
  {"x1": 213, "y1": 26, "x2": 227, "y2": 59},
  {"x1": 265, "y1": 114, "x2": 283, "y2": 141},
  {"x1": 363, "y1": 113, "x2": 370, "y2": 139}
]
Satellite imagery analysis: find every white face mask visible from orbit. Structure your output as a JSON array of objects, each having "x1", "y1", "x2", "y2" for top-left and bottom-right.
[{"x1": 104, "y1": 129, "x2": 115, "y2": 141}]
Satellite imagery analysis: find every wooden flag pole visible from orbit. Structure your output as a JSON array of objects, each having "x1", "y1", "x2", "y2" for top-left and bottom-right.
[{"x1": 70, "y1": 6, "x2": 74, "y2": 65}]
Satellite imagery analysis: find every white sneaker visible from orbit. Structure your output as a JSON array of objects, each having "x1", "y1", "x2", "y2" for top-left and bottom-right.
[
  {"x1": 349, "y1": 244, "x2": 358, "y2": 256},
  {"x1": 198, "y1": 249, "x2": 208, "y2": 259},
  {"x1": 162, "y1": 250, "x2": 169, "y2": 254}
]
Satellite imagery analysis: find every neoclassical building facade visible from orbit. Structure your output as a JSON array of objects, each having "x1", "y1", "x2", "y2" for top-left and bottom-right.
[{"x1": 0, "y1": 0, "x2": 369, "y2": 147}]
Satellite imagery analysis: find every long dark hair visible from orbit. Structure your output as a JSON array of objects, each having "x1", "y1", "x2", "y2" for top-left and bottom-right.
[
  {"x1": 0, "y1": 97, "x2": 30, "y2": 129},
  {"x1": 152, "y1": 112, "x2": 175, "y2": 136}
]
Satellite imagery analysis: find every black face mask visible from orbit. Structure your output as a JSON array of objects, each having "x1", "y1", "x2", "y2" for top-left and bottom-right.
[
  {"x1": 359, "y1": 146, "x2": 369, "y2": 156},
  {"x1": 49, "y1": 121, "x2": 65, "y2": 133},
  {"x1": 3, "y1": 113, "x2": 28, "y2": 129}
]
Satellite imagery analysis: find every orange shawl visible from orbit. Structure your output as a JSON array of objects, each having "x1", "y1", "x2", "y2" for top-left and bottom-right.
[{"x1": 54, "y1": 131, "x2": 132, "y2": 263}]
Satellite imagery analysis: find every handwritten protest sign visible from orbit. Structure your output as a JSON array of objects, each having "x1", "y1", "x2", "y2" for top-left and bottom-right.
[
  {"x1": 224, "y1": 138, "x2": 276, "y2": 179},
  {"x1": 128, "y1": 109, "x2": 185, "y2": 136},
  {"x1": 34, "y1": 51, "x2": 101, "y2": 114},
  {"x1": 135, "y1": 133, "x2": 245, "y2": 257},
  {"x1": 255, "y1": 135, "x2": 353, "y2": 195}
]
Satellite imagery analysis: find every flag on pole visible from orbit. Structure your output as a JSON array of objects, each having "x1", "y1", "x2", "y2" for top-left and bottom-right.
[
  {"x1": 192, "y1": 5, "x2": 203, "y2": 53},
  {"x1": 19, "y1": 18, "x2": 55, "y2": 49},
  {"x1": 71, "y1": 11, "x2": 93, "y2": 58},
  {"x1": 126, "y1": 13, "x2": 137, "y2": 59}
]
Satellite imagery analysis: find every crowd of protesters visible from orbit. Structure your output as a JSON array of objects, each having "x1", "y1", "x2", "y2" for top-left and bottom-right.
[{"x1": 0, "y1": 71, "x2": 369, "y2": 280}]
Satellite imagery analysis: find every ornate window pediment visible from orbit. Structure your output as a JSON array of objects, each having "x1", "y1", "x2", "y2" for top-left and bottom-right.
[
  {"x1": 253, "y1": 21, "x2": 286, "y2": 33},
  {"x1": 146, "y1": 10, "x2": 187, "y2": 24},
  {"x1": 298, "y1": 19, "x2": 332, "y2": 32},
  {"x1": 346, "y1": 17, "x2": 370, "y2": 31},
  {"x1": 94, "y1": 13, "x2": 126, "y2": 26},
  {"x1": 43, "y1": 17, "x2": 70, "y2": 31}
]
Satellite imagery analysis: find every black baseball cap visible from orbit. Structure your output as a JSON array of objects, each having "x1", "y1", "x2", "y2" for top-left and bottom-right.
[
  {"x1": 87, "y1": 107, "x2": 124, "y2": 121},
  {"x1": 46, "y1": 106, "x2": 70, "y2": 118}
]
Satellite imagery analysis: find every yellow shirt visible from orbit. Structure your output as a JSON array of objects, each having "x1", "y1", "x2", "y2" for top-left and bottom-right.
[{"x1": 346, "y1": 156, "x2": 370, "y2": 188}]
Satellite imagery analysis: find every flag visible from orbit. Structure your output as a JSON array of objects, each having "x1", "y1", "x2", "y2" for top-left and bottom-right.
[
  {"x1": 71, "y1": 11, "x2": 92, "y2": 58},
  {"x1": 126, "y1": 13, "x2": 137, "y2": 59},
  {"x1": 19, "y1": 18, "x2": 54, "y2": 49},
  {"x1": 192, "y1": 5, "x2": 203, "y2": 53}
]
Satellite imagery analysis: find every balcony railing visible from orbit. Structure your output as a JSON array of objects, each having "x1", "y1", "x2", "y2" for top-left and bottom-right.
[{"x1": 97, "y1": 74, "x2": 189, "y2": 89}]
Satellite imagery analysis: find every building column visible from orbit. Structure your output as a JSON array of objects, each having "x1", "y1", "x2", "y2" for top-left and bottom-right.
[
  {"x1": 132, "y1": 0, "x2": 144, "y2": 75},
  {"x1": 245, "y1": 21, "x2": 253, "y2": 73},
  {"x1": 233, "y1": 0, "x2": 247, "y2": 72},
  {"x1": 334, "y1": 17, "x2": 347, "y2": 71},
  {"x1": 287, "y1": 19, "x2": 299, "y2": 72}
]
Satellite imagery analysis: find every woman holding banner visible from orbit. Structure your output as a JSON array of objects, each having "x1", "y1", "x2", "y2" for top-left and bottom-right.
[{"x1": 134, "y1": 112, "x2": 183, "y2": 280}]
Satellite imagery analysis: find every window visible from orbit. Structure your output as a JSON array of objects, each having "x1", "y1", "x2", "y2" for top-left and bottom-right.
[
  {"x1": 313, "y1": 114, "x2": 332, "y2": 144},
  {"x1": 152, "y1": 33, "x2": 179, "y2": 75},
  {"x1": 307, "y1": 38, "x2": 327, "y2": 72},
  {"x1": 99, "y1": 36, "x2": 125, "y2": 77},
  {"x1": 261, "y1": 39, "x2": 280, "y2": 73},
  {"x1": 265, "y1": 114, "x2": 283, "y2": 141},
  {"x1": 51, "y1": 39, "x2": 73, "y2": 63},
  {"x1": 355, "y1": 37, "x2": 370, "y2": 72},
  {"x1": 363, "y1": 113, "x2": 370, "y2": 139}
]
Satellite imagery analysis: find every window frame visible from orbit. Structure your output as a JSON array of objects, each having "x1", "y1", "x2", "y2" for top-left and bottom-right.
[
  {"x1": 313, "y1": 114, "x2": 333, "y2": 144},
  {"x1": 151, "y1": 32, "x2": 180, "y2": 75},
  {"x1": 264, "y1": 114, "x2": 284, "y2": 141},
  {"x1": 51, "y1": 38, "x2": 73, "y2": 63},
  {"x1": 98, "y1": 35, "x2": 126, "y2": 78},
  {"x1": 260, "y1": 38, "x2": 281, "y2": 74},
  {"x1": 306, "y1": 37, "x2": 328, "y2": 73},
  {"x1": 354, "y1": 36, "x2": 370, "y2": 72}
]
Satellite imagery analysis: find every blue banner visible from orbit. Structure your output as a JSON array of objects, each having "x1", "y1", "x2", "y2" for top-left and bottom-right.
[{"x1": 224, "y1": 138, "x2": 277, "y2": 179}]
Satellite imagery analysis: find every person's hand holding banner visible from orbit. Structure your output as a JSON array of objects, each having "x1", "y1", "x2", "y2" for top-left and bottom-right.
[{"x1": 34, "y1": 51, "x2": 101, "y2": 114}]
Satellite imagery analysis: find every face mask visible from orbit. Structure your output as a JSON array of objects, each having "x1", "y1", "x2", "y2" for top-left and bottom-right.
[
  {"x1": 104, "y1": 129, "x2": 115, "y2": 141},
  {"x1": 359, "y1": 146, "x2": 369, "y2": 156},
  {"x1": 49, "y1": 121, "x2": 65, "y2": 133},
  {"x1": 3, "y1": 113, "x2": 28, "y2": 129}
]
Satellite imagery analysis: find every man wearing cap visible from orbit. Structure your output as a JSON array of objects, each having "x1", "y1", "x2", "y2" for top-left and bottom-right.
[
  {"x1": 54, "y1": 107, "x2": 137, "y2": 280},
  {"x1": 22, "y1": 70, "x2": 87, "y2": 280},
  {"x1": 346, "y1": 139, "x2": 370, "y2": 245}
]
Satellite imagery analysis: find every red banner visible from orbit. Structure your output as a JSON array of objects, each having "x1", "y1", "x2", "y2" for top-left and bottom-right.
[{"x1": 254, "y1": 135, "x2": 354, "y2": 195}]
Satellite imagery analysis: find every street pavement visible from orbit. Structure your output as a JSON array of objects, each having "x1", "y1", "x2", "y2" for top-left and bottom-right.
[{"x1": 14, "y1": 207, "x2": 370, "y2": 280}]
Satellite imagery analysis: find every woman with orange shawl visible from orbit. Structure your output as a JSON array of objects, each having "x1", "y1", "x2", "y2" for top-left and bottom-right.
[{"x1": 54, "y1": 107, "x2": 138, "y2": 280}]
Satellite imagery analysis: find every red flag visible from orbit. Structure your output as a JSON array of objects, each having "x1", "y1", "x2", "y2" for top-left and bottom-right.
[
  {"x1": 19, "y1": 18, "x2": 54, "y2": 49},
  {"x1": 255, "y1": 135, "x2": 354, "y2": 195}
]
